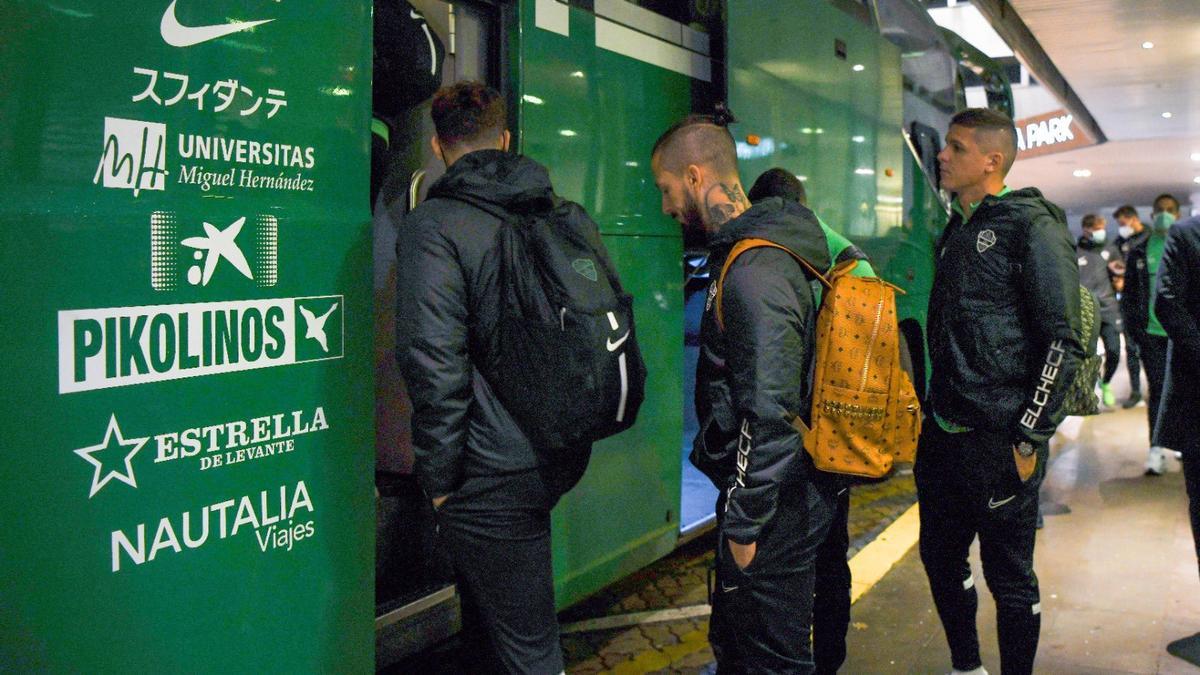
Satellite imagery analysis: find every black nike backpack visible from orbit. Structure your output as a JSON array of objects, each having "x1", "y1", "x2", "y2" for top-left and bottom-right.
[{"x1": 448, "y1": 194, "x2": 646, "y2": 450}]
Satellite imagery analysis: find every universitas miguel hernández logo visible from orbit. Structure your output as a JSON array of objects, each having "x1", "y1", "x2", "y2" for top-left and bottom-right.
[{"x1": 94, "y1": 117, "x2": 168, "y2": 197}]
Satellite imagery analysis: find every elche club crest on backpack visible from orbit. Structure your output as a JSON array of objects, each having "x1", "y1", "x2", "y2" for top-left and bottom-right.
[{"x1": 443, "y1": 193, "x2": 647, "y2": 450}]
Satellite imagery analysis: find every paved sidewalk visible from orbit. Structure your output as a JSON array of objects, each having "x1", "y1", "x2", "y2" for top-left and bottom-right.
[
  {"x1": 843, "y1": 408, "x2": 1200, "y2": 674},
  {"x1": 559, "y1": 474, "x2": 918, "y2": 673}
]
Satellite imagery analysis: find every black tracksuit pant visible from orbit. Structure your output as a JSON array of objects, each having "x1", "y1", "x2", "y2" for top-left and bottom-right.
[
  {"x1": 813, "y1": 487, "x2": 852, "y2": 675},
  {"x1": 435, "y1": 470, "x2": 563, "y2": 675},
  {"x1": 915, "y1": 423, "x2": 1045, "y2": 675},
  {"x1": 1098, "y1": 319, "x2": 1121, "y2": 384},
  {"x1": 710, "y1": 476, "x2": 836, "y2": 674},
  {"x1": 1183, "y1": 454, "x2": 1200, "y2": 579},
  {"x1": 1137, "y1": 332, "x2": 1169, "y2": 445},
  {"x1": 1124, "y1": 329, "x2": 1143, "y2": 393}
]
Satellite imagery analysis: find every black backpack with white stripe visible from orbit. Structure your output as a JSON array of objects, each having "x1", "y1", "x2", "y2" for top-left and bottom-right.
[{"x1": 447, "y1": 194, "x2": 646, "y2": 450}]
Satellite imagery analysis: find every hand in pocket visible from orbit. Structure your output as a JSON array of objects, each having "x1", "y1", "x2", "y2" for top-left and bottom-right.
[{"x1": 1012, "y1": 446, "x2": 1037, "y2": 483}]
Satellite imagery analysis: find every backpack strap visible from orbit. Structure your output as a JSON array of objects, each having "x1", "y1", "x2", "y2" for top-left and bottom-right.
[{"x1": 714, "y1": 238, "x2": 834, "y2": 331}]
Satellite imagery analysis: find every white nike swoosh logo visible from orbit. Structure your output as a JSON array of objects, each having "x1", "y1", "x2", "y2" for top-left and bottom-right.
[
  {"x1": 988, "y1": 494, "x2": 1016, "y2": 509},
  {"x1": 606, "y1": 330, "x2": 630, "y2": 352},
  {"x1": 721, "y1": 583, "x2": 739, "y2": 592},
  {"x1": 161, "y1": 0, "x2": 274, "y2": 48}
]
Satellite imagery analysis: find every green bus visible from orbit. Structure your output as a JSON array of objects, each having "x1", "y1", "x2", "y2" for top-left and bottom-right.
[{"x1": 1, "y1": 0, "x2": 1010, "y2": 670}]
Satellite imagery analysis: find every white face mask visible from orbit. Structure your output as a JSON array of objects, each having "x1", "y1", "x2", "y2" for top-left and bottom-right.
[
  {"x1": 1090, "y1": 229, "x2": 1107, "y2": 244},
  {"x1": 1118, "y1": 225, "x2": 1135, "y2": 239}
]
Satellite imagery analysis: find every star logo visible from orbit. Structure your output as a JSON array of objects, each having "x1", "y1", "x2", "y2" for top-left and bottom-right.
[{"x1": 74, "y1": 414, "x2": 149, "y2": 498}]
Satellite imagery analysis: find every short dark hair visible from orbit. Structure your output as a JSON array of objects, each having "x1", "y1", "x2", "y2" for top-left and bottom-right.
[
  {"x1": 748, "y1": 168, "x2": 807, "y2": 206},
  {"x1": 1081, "y1": 214, "x2": 1099, "y2": 230},
  {"x1": 1153, "y1": 193, "x2": 1180, "y2": 215},
  {"x1": 431, "y1": 81, "x2": 506, "y2": 148},
  {"x1": 651, "y1": 104, "x2": 739, "y2": 177},
  {"x1": 950, "y1": 108, "x2": 1018, "y2": 174},
  {"x1": 1112, "y1": 204, "x2": 1138, "y2": 220}
]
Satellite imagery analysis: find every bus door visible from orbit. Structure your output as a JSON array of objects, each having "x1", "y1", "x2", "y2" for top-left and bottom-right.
[{"x1": 372, "y1": 0, "x2": 503, "y2": 665}]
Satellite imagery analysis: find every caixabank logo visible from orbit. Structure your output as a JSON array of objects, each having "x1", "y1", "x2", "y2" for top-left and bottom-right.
[
  {"x1": 57, "y1": 295, "x2": 342, "y2": 393},
  {"x1": 150, "y1": 212, "x2": 278, "y2": 290}
]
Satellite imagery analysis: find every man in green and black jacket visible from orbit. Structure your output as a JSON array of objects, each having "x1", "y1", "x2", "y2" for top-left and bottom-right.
[
  {"x1": 919, "y1": 109, "x2": 1085, "y2": 675},
  {"x1": 1124, "y1": 193, "x2": 1181, "y2": 475}
]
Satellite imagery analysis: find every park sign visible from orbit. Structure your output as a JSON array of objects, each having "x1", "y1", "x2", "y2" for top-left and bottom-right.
[
  {"x1": 1015, "y1": 108, "x2": 1095, "y2": 159},
  {"x1": 0, "y1": 2, "x2": 373, "y2": 672}
]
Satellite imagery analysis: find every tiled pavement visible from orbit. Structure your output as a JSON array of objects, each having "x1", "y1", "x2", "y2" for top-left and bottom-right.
[
  {"x1": 386, "y1": 474, "x2": 917, "y2": 673},
  {"x1": 559, "y1": 473, "x2": 918, "y2": 673}
]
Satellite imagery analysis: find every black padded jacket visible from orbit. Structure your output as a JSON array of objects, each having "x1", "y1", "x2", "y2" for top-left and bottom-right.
[
  {"x1": 1120, "y1": 229, "x2": 1155, "y2": 339},
  {"x1": 927, "y1": 187, "x2": 1086, "y2": 448},
  {"x1": 1153, "y1": 216, "x2": 1200, "y2": 453},
  {"x1": 691, "y1": 198, "x2": 832, "y2": 545},
  {"x1": 1076, "y1": 235, "x2": 1122, "y2": 327},
  {"x1": 394, "y1": 150, "x2": 588, "y2": 501}
]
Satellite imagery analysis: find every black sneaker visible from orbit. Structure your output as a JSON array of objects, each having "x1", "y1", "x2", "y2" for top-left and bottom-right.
[{"x1": 1121, "y1": 392, "x2": 1142, "y2": 409}]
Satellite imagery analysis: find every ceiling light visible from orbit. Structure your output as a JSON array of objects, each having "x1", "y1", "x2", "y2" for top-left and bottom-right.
[
  {"x1": 1073, "y1": 169, "x2": 1092, "y2": 178},
  {"x1": 1162, "y1": 112, "x2": 1173, "y2": 119},
  {"x1": 570, "y1": 71, "x2": 585, "y2": 78},
  {"x1": 522, "y1": 94, "x2": 544, "y2": 105},
  {"x1": 1194, "y1": 176, "x2": 1200, "y2": 185},
  {"x1": 795, "y1": 175, "x2": 808, "y2": 181},
  {"x1": 624, "y1": 161, "x2": 639, "y2": 167},
  {"x1": 852, "y1": 64, "x2": 865, "y2": 72},
  {"x1": 852, "y1": 136, "x2": 865, "y2": 143},
  {"x1": 815, "y1": 128, "x2": 825, "y2": 134},
  {"x1": 1191, "y1": 153, "x2": 1200, "y2": 162},
  {"x1": 559, "y1": 129, "x2": 577, "y2": 137},
  {"x1": 855, "y1": 168, "x2": 875, "y2": 176},
  {"x1": 1142, "y1": 41, "x2": 1154, "y2": 49},
  {"x1": 801, "y1": 127, "x2": 814, "y2": 134}
]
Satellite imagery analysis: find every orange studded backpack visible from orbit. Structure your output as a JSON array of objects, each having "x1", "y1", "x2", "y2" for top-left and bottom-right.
[{"x1": 715, "y1": 238, "x2": 921, "y2": 479}]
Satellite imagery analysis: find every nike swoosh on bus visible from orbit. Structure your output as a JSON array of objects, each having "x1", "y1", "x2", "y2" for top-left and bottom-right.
[{"x1": 160, "y1": 0, "x2": 274, "y2": 48}]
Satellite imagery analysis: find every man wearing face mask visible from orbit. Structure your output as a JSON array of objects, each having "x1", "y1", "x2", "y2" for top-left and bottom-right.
[
  {"x1": 1076, "y1": 214, "x2": 1123, "y2": 408},
  {"x1": 1111, "y1": 205, "x2": 1147, "y2": 409},
  {"x1": 1125, "y1": 194, "x2": 1181, "y2": 475}
]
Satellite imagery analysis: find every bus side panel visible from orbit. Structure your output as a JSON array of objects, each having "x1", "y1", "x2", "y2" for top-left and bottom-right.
[
  {"x1": 0, "y1": 2, "x2": 374, "y2": 670},
  {"x1": 515, "y1": 0, "x2": 702, "y2": 608},
  {"x1": 727, "y1": 0, "x2": 905, "y2": 258}
]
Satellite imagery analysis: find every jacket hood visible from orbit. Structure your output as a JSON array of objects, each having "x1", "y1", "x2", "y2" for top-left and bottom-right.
[
  {"x1": 426, "y1": 149, "x2": 555, "y2": 213},
  {"x1": 709, "y1": 198, "x2": 833, "y2": 271},
  {"x1": 994, "y1": 186, "x2": 1067, "y2": 224}
]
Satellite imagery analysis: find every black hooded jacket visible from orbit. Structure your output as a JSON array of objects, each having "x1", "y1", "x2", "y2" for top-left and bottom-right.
[
  {"x1": 395, "y1": 150, "x2": 588, "y2": 500},
  {"x1": 691, "y1": 198, "x2": 832, "y2": 544},
  {"x1": 927, "y1": 187, "x2": 1085, "y2": 447},
  {"x1": 1076, "y1": 234, "x2": 1121, "y2": 327},
  {"x1": 1119, "y1": 229, "x2": 1153, "y2": 337},
  {"x1": 1153, "y1": 216, "x2": 1200, "y2": 453}
]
